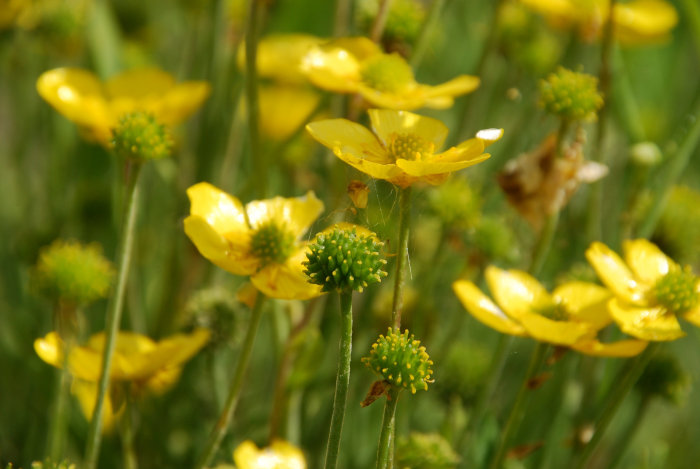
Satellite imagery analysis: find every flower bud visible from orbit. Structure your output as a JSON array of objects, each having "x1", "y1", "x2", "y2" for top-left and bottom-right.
[{"x1": 539, "y1": 67, "x2": 603, "y2": 121}]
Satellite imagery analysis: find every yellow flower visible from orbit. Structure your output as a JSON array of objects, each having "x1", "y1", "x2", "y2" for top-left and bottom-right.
[
  {"x1": 301, "y1": 37, "x2": 479, "y2": 110},
  {"x1": 240, "y1": 33, "x2": 324, "y2": 85},
  {"x1": 452, "y1": 266, "x2": 647, "y2": 356},
  {"x1": 258, "y1": 85, "x2": 322, "y2": 140},
  {"x1": 36, "y1": 67, "x2": 210, "y2": 146},
  {"x1": 34, "y1": 328, "x2": 210, "y2": 429},
  {"x1": 306, "y1": 109, "x2": 502, "y2": 188},
  {"x1": 233, "y1": 439, "x2": 306, "y2": 469},
  {"x1": 585, "y1": 239, "x2": 700, "y2": 341},
  {"x1": 184, "y1": 182, "x2": 324, "y2": 300},
  {"x1": 519, "y1": 0, "x2": 678, "y2": 45}
]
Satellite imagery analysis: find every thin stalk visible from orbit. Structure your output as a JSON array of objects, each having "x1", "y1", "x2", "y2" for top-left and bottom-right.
[
  {"x1": 84, "y1": 161, "x2": 143, "y2": 469},
  {"x1": 334, "y1": 0, "x2": 352, "y2": 37},
  {"x1": 391, "y1": 187, "x2": 412, "y2": 329},
  {"x1": 244, "y1": 0, "x2": 265, "y2": 199},
  {"x1": 324, "y1": 291, "x2": 354, "y2": 469},
  {"x1": 488, "y1": 342, "x2": 548, "y2": 469},
  {"x1": 410, "y1": 0, "x2": 446, "y2": 68},
  {"x1": 635, "y1": 99, "x2": 700, "y2": 239},
  {"x1": 195, "y1": 294, "x2": 267, "y2": 469},
  {"x1": 606, "y1": 396, "x2": 651, "y2": 469},
  {"x1": 370, "y1": 0, "x2": 394, "y2": 43},
  {"x1": 572, "y1": 344, "x2": 658, "y2": 469},
  {"x1": 376, "y1": 388, "x2": 400, "y2": 469},
  {"x1": 120, "y1": 389, "x2": 138, "y2": 469}
]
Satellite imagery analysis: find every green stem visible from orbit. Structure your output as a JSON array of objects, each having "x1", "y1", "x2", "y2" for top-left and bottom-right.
[
  {"x1": 635, "y1": 99, "x2": 700, "y2": 239},
  {"x1": 573, "y1": 344, "x2": 658, "y2": 469},
  {"x1": 48, "y1": 360, "x2": 71, "y2": 461},
  {"x1": 334, "y1": 0, "x2": 352, "y2": 37},
  {"x1": 195, "y1": 294, "x2": 267, "y2": 469},
  {"x1": 370, "y1": 0, "x2": 394, "y2": 43},
  {"x1": 391, "y1": 187, "x2": 412, "y2": 329},
  {"x1": 680, "y1": 0, "x2": 700, "y2": 62},
  {"x1": 324, "y1": 291, "x2": 354, "y2": 469},
  {"x1": 410, "y1": 0, "x2": 446, "y2": 68},
  {"x1": 607, "y1": 396, "x2": 650, "y2": 469},
  {"x1": 245, "y1": 0, "x2": 265, "y2": 199},
  {"x1": 86, "y1": 0, "x2": 122, "y2": 79},
  {"x1": 488, "y1": 342, "x2": 548, "y2": 469},
  {"x1": 120, "y1": 388, "x2": 138, "y2": 469},
  {"x1": 376, "y1": 388, "x2": 400, "y2": 469},
  {"x1": 84, "y1": 161, "x2": 142, "y2": 469}
]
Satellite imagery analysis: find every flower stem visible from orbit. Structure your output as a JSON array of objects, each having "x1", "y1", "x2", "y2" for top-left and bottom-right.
[
  {"x1": 635, "y1": 99, "x2": 700, "y2": 239},
  {"x1": 376, "y1": 388, "x2": 400, "y2": 469},
  {"x1": 410, "y1": 0, "x2": 446, "y2": 68},
  {"x1": 195, "y1": 294, "x2": 267, "y2": 469},
  {"x1": 48, "y1": 359, "x2": 71, "y2": 461},
  {"x1": 572, "y1": 344, "x2": 658, "y2": 469},
  {"x1": 606, "y1": 395, "x2": 650, "y2": 469},
  {"x1": 370, "y1": 0, "x2": 394, "y2": 43},
  {"x1": 488, "y1": 342, "x2": 548, "y2": 469},
  {"x1": 244, "y1": 0, "x2": 265, "y2": 199},
  {"x1": 84, "y1": 161, "x2": 142, "y2": 469},
  {"x1": 324, "y1": 291, "x2": 354, "y2": 469},
  {"x1": 391, "y1": 187, "x2": 412, "y2": 329},
  {"x1": 120, "y1": 389, "x2": 138, "y2": 469}
]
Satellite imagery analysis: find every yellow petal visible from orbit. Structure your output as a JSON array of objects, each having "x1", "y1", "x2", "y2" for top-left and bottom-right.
[
  {"x1": 368, "y1": 109, "x2": 448, "y2": 150},
  {"x1": 335, "y1": 147, "x2": 410, "y2": 185},
  {"x1": 156, "y1": 81, "x2": 211, "y2": 125},
  {"x1": 143, "y1": 367, "x2": 183, "y2": 395},
  {"x1": 259, "y1": 85, "x2": 321, "y2": 140},
  {"x1": 184, "y1": 215, "x2": 258, "y2": 275},
  {"x1": 71, "y1": 379, "x2": 120, "y2": 432},
  {"x1": 485, "y1": 266, "x2": 553, "y2": 319},
  {"x1": 306, "y1": 118, "x2": 391, "y2": 164},
  {"x1": 452, "y1": 280, "x2": 527, "y2": 336},
  {"x1": 395, "y1": 153, "x2": 490, "y2": 177},
  {"x1": 302, "y1": 45, "x2": 362, "y2": 93},
  {"x1": 245, "y1": 191, "x2": 324, "y2": 239},
  {"x1": 613, "y1": 0, "x2": 678, "y2": 44},
  {"x1": 357, "y1": 84, "x2": 428, "y2": 111},
  {"x1": 430, "y1": 139, "x2": 485, "y2": 163},
  {"x1": 105, "y1": 67, "x2": 175, "y2": 99},
  {"x1": 553, "y1": 281, "x2": 612, "y2": 330},
  {"x1": 570, "y1": 338, "x2": 648, "y2": 357},
  {"x1": 187, "y1": 182, "x2": 249, "y2": 235},
  {"x1": 475, "y1": 128, "x2": 505, "y2": 148},
  {"x1": 234, "y1": 439, "x2": 307, "y2": 469},
  {"x1": 516, "y1": 312, "x2": 594, "y2": 346},
  {"x1": 682, "y1": 304, "x2": 700, "y2": 328},
  {"x1": 34, "y1": 332, "x2": 64, "y2": 369},
  {"x1": 623, "y1": 239, "x2": 675, "y2": 286},
  {"x1": 421, "y1": 75, "x2": 480, "y2": 99},
  {"x1": 252, "y1": 247, "x2": 324, "y2": 300},
  {"x1": 585, "y1": 241, "x2": 646, "y2": 304},
  {"x1": 249, "y1": 33, "x2": 323, "y2": 84},
  {"x1": 608, "y1": 298, "x2": 685, "y2": 341}
]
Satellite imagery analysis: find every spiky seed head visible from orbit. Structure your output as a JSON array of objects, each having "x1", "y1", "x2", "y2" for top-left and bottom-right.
[
  {"x1": 111, "y1": 111, "x2": 173, "y2": 160},
  {"x1": 304, "y1": 227, "x2": 387, "y2": 293},
  {"x1": 362, "y1": 328, "x2": 434, "y2": 394},
  {"x1": 539, "y1": 66, "x2": 603, "y2": 122}
]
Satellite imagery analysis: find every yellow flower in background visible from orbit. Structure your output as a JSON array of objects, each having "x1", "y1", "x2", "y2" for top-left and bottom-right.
[
  {"x1": 586, "y1": 239, "x2": 700, "y2": 341},
  {"x1": 240, "y1": 33, "x2": 323, "y2": 85},
  {"x1": 452, "y1": 266, "x2": 648, "y2": 356},
  {"x1": 519, "y1": 0, "x2": 678, "y2": 45},
  {"x1": 34, "y1": 328, "x2": 210, "y2": 428},
  {"x1": 301, "y1": 37, "x2": 480, "y2": 110},
  {"x1": 258, "y1": 85, "x2": 322, "y2": 141},
  {"x1": 184, "y1": 182, "x2": 324, "y2": 300},
  {"x1": 306, "y1": 109, "x2": 502, "y2": 188},
  {"x1": 233, "y1": 439, "x2": 307, "y2": 469},
  {"x1": 36, "y1": 67, "x2": 210, "y2": 146}
]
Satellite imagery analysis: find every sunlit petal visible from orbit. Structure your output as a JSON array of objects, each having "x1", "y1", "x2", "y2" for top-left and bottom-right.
[
  {"x1": 585, "y1": 241, "x2": 645, "y2": 304},
  {"x1": 517, "y1": 312, "x2": 594, "y2": 346},
  {"x1": 187, "y1": 182, "x2": 250, "y2": 239},
  {"x1": 306, "y1": 119, "x2": 390, "y2": 163},
  {"x1": 395, "y1": 153, "x2": 490, "y2": 176},
  {"x1": 485, "y1": 266, "x2": 553, "y2": 319},
  {"x1": 452, "y1": 280, "x2": 527, "y2": 336},
  {"x1": 421, "y1": 75, "x2": 480, "y2": 99},
  {"x1": 184, "y1": 215, "x2": 258, "y2": 275},
  {"x1": 554, "y1": 281, "x2": 612, "y2": 330},
  {"x1": 608, "y1": 298, "x2": 685, "y2": 341},
  {"x1": 570, "y1": 338, "x2": 648, "y2": 357},
  {"x1": 623, "y1": 238, "x2": 675, "y2": 286}
]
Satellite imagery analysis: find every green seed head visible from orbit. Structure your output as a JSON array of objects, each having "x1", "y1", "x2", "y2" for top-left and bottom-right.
[
  {"x1": 304, "y1": 227, "x2": 387, "y2": 293},
  {"x1": 396, "y1": 432, "x2": 460, "y2": 469},
  {"x1": 652, "y1": 266, "x2": 699, "y2": 315},
  {"x1": 362, "y1": 328, "x2": 434, "y2": 394},
  {"x1": 36, "y1": 240, "x2": 115, "y2": 305},
  {"x1": 539, "y1": 67, "x2": 603, "y2": 121},
  {"x1": 250, "y1": 221, "x2": 296, "y2": 268},
  {"x1": 360, "y1": 53, "x2": 415, "y2": 93},
  {"x1": 111, "y1": 111, "x2": 173, "y2": 160}
]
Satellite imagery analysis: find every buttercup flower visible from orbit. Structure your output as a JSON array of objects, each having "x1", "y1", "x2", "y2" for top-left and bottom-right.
[
  {"x1": 233, "y1": 439, "x2": 306, "y2": 469},
  {"x1": 184, "y1": 182, "x2": 324, "y2": 300},
  {"x1": 306, "y1": 109, "x2": 503, "y2": 188},
  {"x1": 36, "y1": 67, "x2": 210, "y2": 145},
  {"x1": 519, "y1": 0, "x2": 678, "y2": 45},
  {"x1": 34, "y1": 328, "x2": 210, "y2": 428},
  {"x1": 452, "y1": 266, "x2": 647, "y2": 356},
  {"x1": 585, "y1": 239, "x2": 700, "y2": 341},
  {"x1": 301, "y1": 37, "x2": 479, "y2": 110}
]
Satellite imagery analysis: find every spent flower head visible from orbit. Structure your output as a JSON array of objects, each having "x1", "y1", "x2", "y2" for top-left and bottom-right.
[
  {"x1": 304, "y1": 226, "x2": 387, "y2": 293},
  {"x1": 539, "y1": 67, "x2": 603, "y2": 122},
  {"x1": 36, "y1": 240, "x2": 114, "y2": 305},
  {"x1": 111, "y1": 111, "x2": 173, "y2": 161},
  {"x1": 363, "y1": 328, "x2": 434, "y2": 394}
]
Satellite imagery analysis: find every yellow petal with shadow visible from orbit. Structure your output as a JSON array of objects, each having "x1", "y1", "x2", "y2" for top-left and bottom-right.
[
  {"x1": 614, "y1": 0, "x2": 678, "y2": 44},
  {"x1": 452, "y1": 280, "x2": 527, "y2": 336},
  {"x1": 71, "y1": 379, "x2": 121, "y2": 432},
  {"x1": 623, "y1": 238, "x2": 674, "y2": 286},
  {"x1": 554, "y1": 281, "x2": 612, "y2": 331},
  {"x1": 608, "y1": 298, "x2": 685, "y2": 341},
  {"x1": 184, "y1": 215, "x2": 258, "y2": 276},
  {"x1": 570, "y1": 338, "x2": 648, "y2": 357},
  {"x1": 368, "y1": 109, "x2": 448, "y2": 149},
  {"x1": 252, "y1": 246, "x2": 324, "y2": 300},
  {"x1": 396, "y1": 153, "x2": 490, "y2": 177},
  {"x1": 586, "y1": 241, "x2": 645, "y2": 304},
  {"x1": 157, "y1": 81, "x2": 211, "y2": 125},
  {"x1": 302, "y1": 46, "x2": 362, "y2": 93},
  {"x1": 485, "y1": 266, "x2": 553, "y2": 319},
  {"x1": 259, "y1": 85, "x2": 321, "y2": 140},
  {"x1": 306, "y1": 119, "x2": 390, "y2": 163},
  {"x1": 105, "y1": 68, "x2": 175, "y2": 98},
  {"x1": 187, "y1": 182, "x2": 249, "y2": 237},
  {"x1": 682, "y1": 303, "x2": 700, "y2": 328},
  {"x1": 421, "y1": 75, "x2": 480, "y2": 99},
  {"x1": 516, "y1": 312, "x2": 594, "y2": 346},
  {"x1": 245, "y1": 191, "x2": 324, "y2": 239}
]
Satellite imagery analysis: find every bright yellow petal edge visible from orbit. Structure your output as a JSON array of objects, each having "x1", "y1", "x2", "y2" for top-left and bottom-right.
[{"x1": 233, "y1": 439, "x2": 307, "y2": 469}]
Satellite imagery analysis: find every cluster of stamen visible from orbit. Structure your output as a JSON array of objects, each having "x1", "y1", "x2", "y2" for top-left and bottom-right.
[
  {"x1": 652, "y1": 266, "x2": 699, "y2": 315},
  {"x1": 387, "y1": 133, "x2": 434, "y2": 162},
  {"x1": 249, "y1": 221, "x2": 296, "y2": 268},
  {"x1": 360, "y1": 53, "x2": 415, "y2": 93}
]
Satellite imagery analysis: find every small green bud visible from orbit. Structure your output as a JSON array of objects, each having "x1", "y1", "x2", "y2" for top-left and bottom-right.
[
  {"x1": 111, "y1": 111, "x2": 173, "y2": 160},
  {"x1": 635, "y1": 353, "x2": 689, "y2": 405},
  {"x1": 360, "y1": 53, "x2": 415, "y2": 93},
  {"x1": 539, "y1": 67, "x2": 603, "y2": 121},
  {"x1": 304, "y1": 227, "x2": 387, "y2": 293},
  {"x1": 651, "y1": 266, "x2": 699, "y2": 315},
  {"x1": 362, "y1": 328, "x2": 434, "y2": 394},
  {"x1": 396, "y1": 432, "x2": 460, "y2": 469},
  {"x1": 36, "y1": 240, "x2": 114, "y2": 305}
]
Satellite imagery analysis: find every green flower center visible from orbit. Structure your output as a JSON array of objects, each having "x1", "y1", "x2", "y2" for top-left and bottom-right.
[
  {"x1": 360, "y1": 54, "x2": 414, "y2": 93},
  {"x1": 652, "y1": 267, "x2": 699, "y2": 315},
  {"x1": 388, "y1": 133, "x2": 434, "y2": 161},
  {"x1": 249, "y1": 221, "x2": 296, "y2": 268},
  {"x1": 534, "y1": 302, "x2": 568, "y2": 321}
]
